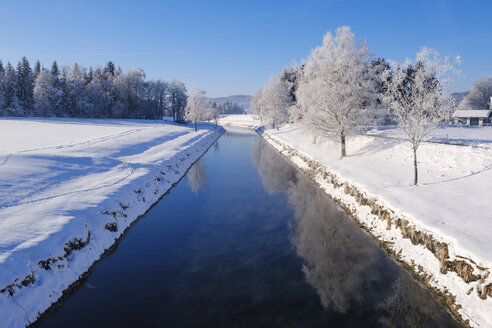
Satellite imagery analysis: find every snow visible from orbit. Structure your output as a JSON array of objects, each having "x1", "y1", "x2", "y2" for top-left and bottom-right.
[
  {"x1": 266, "y1": 124, "x2": 492, "y2": 327},
  {"x1": 265, "y1": 124, "x2": 492, "y2": 264},
  {"x1": 452, "y1": 110, "x2": 491, "y2": 118},
  {"x1": 0, "y1": 117, "x2": 224, "y2": 327},
  {"x1": 222, "y1": 114, "x2": 492, "y2": 327},
  {"x1": 218, "y1": 114, "x2": 261, "y2": 129},
  {"x1": 367, "y1": 125, "x2": 492, "y2": 145}
]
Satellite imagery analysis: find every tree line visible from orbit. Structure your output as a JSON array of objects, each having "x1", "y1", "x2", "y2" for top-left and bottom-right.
[
  {"x1": 0, "y1": 57, "x2": 249, "y2": 122},
  {"x1": 0, "y1": 57, "x2": 189, "y2": 121},
  {"x1": 251, "y1": 26, "x2": 461, "y2": 185}
]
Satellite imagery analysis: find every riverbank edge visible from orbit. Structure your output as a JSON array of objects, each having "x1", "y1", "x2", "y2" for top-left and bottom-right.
[
  {"x1": 1, "y1": 126, "x2": 225, "y2": 328},
  {"x1": 257, "y1": 126, "x2": 491, "y2": 328}
]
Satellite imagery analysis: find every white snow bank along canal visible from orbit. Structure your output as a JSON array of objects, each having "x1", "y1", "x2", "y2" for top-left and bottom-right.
[
  {"x1": 0, "y1": 118, "x2": 224, "y2": 327},
  {"x1": 258, "y1": 123, "x2": 492, "y2": 328}
]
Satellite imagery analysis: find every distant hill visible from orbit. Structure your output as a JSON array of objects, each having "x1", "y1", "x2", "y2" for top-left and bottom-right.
[
  {"x1": 210, "y1": 95, "x2": 252, "y2": 113},
  {"x1": 452, "y1": 91, "x2": 469, "y2": 107}
]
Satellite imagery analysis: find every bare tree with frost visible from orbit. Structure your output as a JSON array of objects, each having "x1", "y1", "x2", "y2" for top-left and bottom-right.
[
  {"x1": 259, "y1": 76, "x2": 291, "y2": 129},
  {"x1": 461, "y1": 77, "x2": 492, "y2": 110},
  {"x1": 185, "y1": 87, "x2": 209, "y2": 132},
  {"x1": 382, "y1": 48, "x2": 460, "y2": 185},
  {"x1": 296, "y1": 26, "x2": 376, "y2": 158},
  {"x1": 209, "y1": 105, "x2": 220, "y2": 128},
  {"x1": 34, "y1": 69, "x2": 56, "y2": 116},
  {"x1": 250, "y1": 86, "x2": 265, "y2": 124}
]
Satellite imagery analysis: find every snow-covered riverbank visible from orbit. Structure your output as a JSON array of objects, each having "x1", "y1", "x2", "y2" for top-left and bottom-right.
[
  {"x1": 0, "y1": 118, "x2": 224, "y2": 327},
  {"x1": 223, "y1": 115, "x2": 492, "y2": 327}
]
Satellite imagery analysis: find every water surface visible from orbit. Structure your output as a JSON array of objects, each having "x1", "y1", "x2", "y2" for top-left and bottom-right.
[{"x1": 37, "y1": 128, "x2": 460, "y2": 327}]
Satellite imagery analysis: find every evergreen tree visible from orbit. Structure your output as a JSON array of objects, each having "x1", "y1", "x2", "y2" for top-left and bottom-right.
[
  {"x1": 86, "y1": 67, "x2": 93, "y2": 85},
  {"x1": 16, "y1": 56, "x2": 35, "y2": 114},
  {"x1": 0, "y1": 56, "x2": 188, "y2": 120},
  {"x1": 3, "y1": 63, "x2": 19, "y2": 113},
  {"x1": 34, "y1": 60, "x2": 41, "y2": 79},
  {"x1": 66, "y1": 63, "x2": 90, "y2": 117},
  {"x1": 0, "y1": 60, "x2": 4, "y2": 110},
  {"x1": 104, "y1": 61, "x2": 115, "y2": 77},
  {"x1": 50, "y1": 60, "x2": 60, "y2": 77},
  {"x1": 49, "y1": 61, "x2": 63, "y2": 116}
]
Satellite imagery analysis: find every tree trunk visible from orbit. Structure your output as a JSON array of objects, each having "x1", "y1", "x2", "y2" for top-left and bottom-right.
[
  {"x1": 340, "y1": 132, "x2": 346, "y2": 158},
  {"x1": 413, "y1": 147, "x2": 418, "y2": 185},
  {"x1": 194, "y1": 119, "x2": 197, "y2": 132}
]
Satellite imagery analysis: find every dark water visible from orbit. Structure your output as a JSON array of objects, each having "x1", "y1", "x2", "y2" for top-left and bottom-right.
[{"x1": 37, "y1": 129, "x2": 460, "y2": 328}]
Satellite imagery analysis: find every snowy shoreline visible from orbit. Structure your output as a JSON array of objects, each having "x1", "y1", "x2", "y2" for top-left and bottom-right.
[
  {"x1": 0, "y1": 118, "x2": 224, "y2": 327},
  {"x1": 257, "y1": 125, "x2": 492, "y2": 328},
  {"x1": 257, "y1": 128, "x2": 492, "y2": 327}
]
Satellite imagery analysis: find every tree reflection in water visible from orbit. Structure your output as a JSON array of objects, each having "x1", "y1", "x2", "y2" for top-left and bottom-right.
[
  {"x1": 252, "y1": 138, "x2": 382, "y2": 312},
  {"x1": 252, "y1": 137, "x2": 461, "y2": 327},
  {"x1": 188, "y1": 159, "x2": 207, "y2": 193}
]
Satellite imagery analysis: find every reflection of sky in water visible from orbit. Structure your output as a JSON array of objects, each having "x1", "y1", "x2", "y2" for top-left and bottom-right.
[{"x1": 37, "y1": 130, "x2": 461, "y2": 328}]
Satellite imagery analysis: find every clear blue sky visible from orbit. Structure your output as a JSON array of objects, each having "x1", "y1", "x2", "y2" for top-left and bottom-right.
[{"x1": 0, "y1": 0, "x2": 490, "y2": 97}]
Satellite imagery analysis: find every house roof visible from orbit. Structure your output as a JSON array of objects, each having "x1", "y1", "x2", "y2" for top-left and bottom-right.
[{"x1": 452, "y1": 110, "x2": 491, "y2": 119}]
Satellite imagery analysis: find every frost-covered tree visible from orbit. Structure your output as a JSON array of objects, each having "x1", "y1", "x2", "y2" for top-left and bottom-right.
[
  {"x1": 86, "y1": 67, "x2": 105, "y2": 118},
  {"x1": 296, "y1": 26, "x2": 377, "y2": 158},
  {"x1": 382, "y1": 48, "x2": 459, "y2": 185},
  {"x1": 65, "y1": 63, "x2": 91, "y2": 117},
  {"x1": 156, "y1": 81, "x2": 168, "y2": 119},
  {"x1": 34, "y1": 60, "x2": 41, "y2": 79},
  {"x1": 168, "y1": 79, "x2": 187, "y2": 123},
  {"x1": 16, "y1": 56, "x2": 34, "y2": 115},
  {"x1": 280, "y1": 64, "x2": 304, "y2": 122},
  {"x1": 34, "y1": 69, "x2": 56, "y2": 116},
  {"x1": 0, "y1": 56, "x2": 189, "y2": 120},
  {"x1": 0, "y1": 60, "x2": 4, "y2": 110},
  {"x1": 202, "y1": 102, "x2": 219, "y2": 127},
  {"x1": 2, "y1": 62, "x2": 19, "y2": 114},
  {"x1": 48, "y1": 60, "x2": 64, "y2": 116},
  {"x1": 50, "y1": 60, "x2": 60, "y2": 77},
  {"x1": 210, "y1": 105, "x2": 220, "y2": 128},
  {"x1": 114, "y1": 68, "x2": 145, "y2": 118},
  {"x1": 250, "y1": 86, "x2": 265, "y2": 123},
  {"x1": 137, "y1": 80, "x2": 165, "y2": 119},
  {"x1": 210, "y1": 100, "x2": 244, "y2": 115},
  {"x1": 462, "y1": 77, "x2": 492, "y2": 110},
  {"x1": 258, "y1": 76, "x2": 291, "y2": 129},
  {"x1": 185, "y1": 87, "x2": 208, "y2": 131},
  {"x1": 104, "y1": 61, "x2": 116, "y2": 77}
]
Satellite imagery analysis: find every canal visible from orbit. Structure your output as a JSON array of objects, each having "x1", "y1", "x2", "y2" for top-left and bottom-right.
[{"x1": 37, "y1": 128, "x2": 460, "y2": 327}]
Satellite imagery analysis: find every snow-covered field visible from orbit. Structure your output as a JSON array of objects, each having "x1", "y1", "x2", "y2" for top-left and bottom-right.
[
  {"x1": 367, "y1": 125, "x2": 492, "y2": 145},
  {"x1": 0, "y1": 118, "x2": 224, "y2": 327},
  {"x1": 218, "y1": 114, "x2": 261, "y2": 129},
  {"x1": 223, "y1": 114, "x2": 492, "y2": 327}
]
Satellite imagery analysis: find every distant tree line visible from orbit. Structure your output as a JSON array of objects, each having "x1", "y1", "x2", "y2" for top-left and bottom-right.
[
  {"x1": 0, "y1": 57, "x2": 188, "y2": 121},
  {"x1": 210, "y1": 100, "x2": 245, "y2": 115}
]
